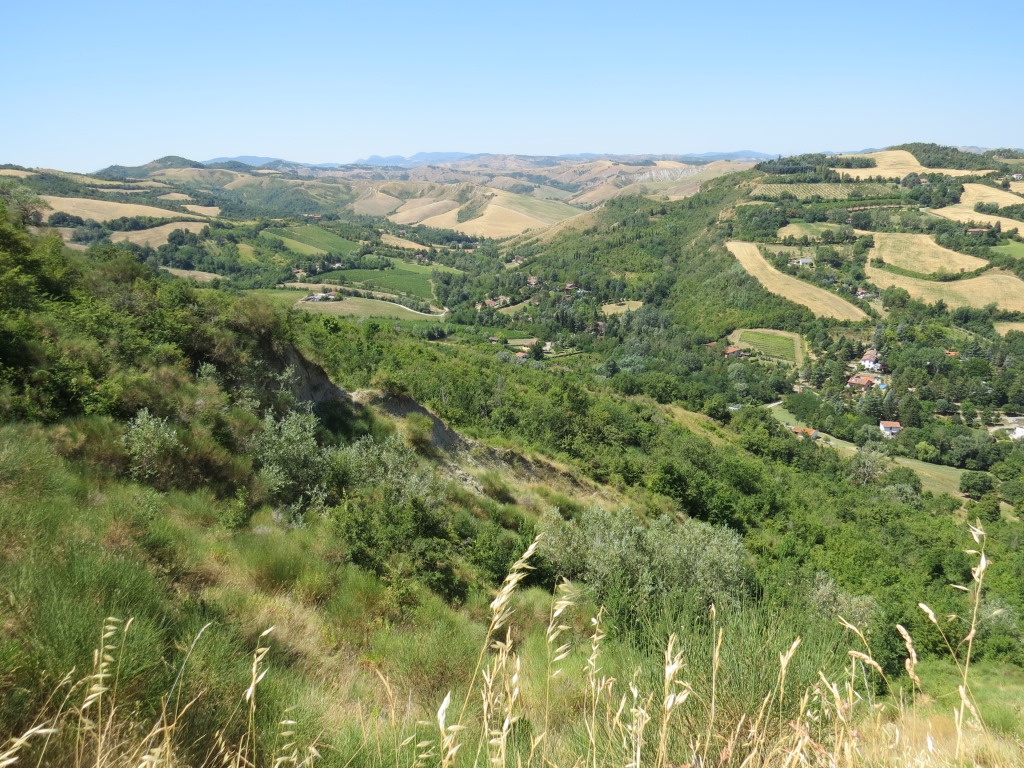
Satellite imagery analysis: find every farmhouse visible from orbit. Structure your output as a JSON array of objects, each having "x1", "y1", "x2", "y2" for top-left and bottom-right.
[
  {"x1": 1013, "y1": 173, "x2": 1024, "y2": 181},
  {"x1": 789, "y1": 257, "x2": 814, "y2": 267},
  {"x1": 856, "y1": 288, "x2": 874, "y2": 299},
  {"x1": 879, "y1": 420, "x2": 903, "y2": 439},
  {"x1": 847, "y1": 374, "x2": 879, "y2": 391},
  {"x1": 527, "y1": 275, "x2": 539, "y2": 287},
  {"x1": 790, "y1": 426, "x2": 819, "y2": 439},
  {"x1": 860, "y1": 349, "x2": 882, "y2": 371}
]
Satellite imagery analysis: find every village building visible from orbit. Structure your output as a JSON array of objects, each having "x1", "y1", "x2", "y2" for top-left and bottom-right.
[
  {"x1": 879, "y1": 420, "x2": 902, "y2": 439},
  {"x1": 789, "y1": 256, "x2": 814, "y2": 267},
  {"x1": 790, "y1": 426, "x2": 819, "y2": 439},
  {"x1": 723, "y1": 345, "x2": 750, "y2": 358},
  {"x1": 847, "y1": 374, "x2": 878, "y2": 391}
]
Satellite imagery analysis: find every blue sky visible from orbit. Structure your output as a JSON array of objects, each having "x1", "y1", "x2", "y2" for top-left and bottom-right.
[{"x1": 4, "y1": 0, "x2": 1021, "y2": 171}]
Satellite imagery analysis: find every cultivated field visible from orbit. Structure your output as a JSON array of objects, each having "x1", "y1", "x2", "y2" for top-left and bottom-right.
[
  {"x1": 866, "y1": 263, "x2": 1024, "y2": 311},
  {"x1": 830, "y1": 150, "x2": 992, "y2": 179},
  {"x1": 389, "y1": 198, "x2": 460, "y2": 225},
  {"x1": 381, "y1": 233, "x2": 427, "y2": 250},
  {"x1": 158, "y1": 192, "x2": 191, "y2": 201},
  {"x1": 351, "y1": 191, "x2": 403, "y2": 217},
  {"x1": 184, "y1": 204, "x2": 220, "y2": 216},
  {"x1": 995, "y1": 322, "x2": 1024, "y2": 336},
  {"x1": 40, "y1": 196, "x2": 203, "y2": 222},
  {"x1": 872, "y1": 232, "x2": 987, "y2": 275},
  {"x1": 601, "y1": 300, "x2": 644, "y2": 315},
  {"x1": 752, "y1": 182, "x2": 896, "y2": 200},
  {"x1": 729, "y1": 328, "x2": 802, "y2": 365},
  {"x1": 0, "y1": 169, "x2": 34, "y2": 178},
  {"x1": 726, "y1": 241, "x2": 868, "y2": 320},
  {"x1": 778, "y1": 222, "x2": 846, "y2": 240},
  {"x1": 315, "y1": 267, "x2": 434, "y2": 301},
  {"x1": 1012, "y1": 182, "x2": 1024, "y2": 195},
  {"x1": 160, "y1": 267, "x2": 220, "y2": 282},
  {"x1": 110, "y1": 221, "x2": 208, "y2": 247},
  {"x1": 262, "y1": 225, "x2": 360, "y2": 256},
  {"x1": 930, "y1": 184, "x2": 1024, "y2": 231},
  {"x1": 295, "y1": 296, "x2": 445, "y2": 321},
  {"x1": 993, "y1": 241, "x2": 1024, "y2": 258}
]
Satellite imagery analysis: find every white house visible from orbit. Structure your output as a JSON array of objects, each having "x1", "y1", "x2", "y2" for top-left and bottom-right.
[
  {"x1": 860, "y1": 349, "x2": 882, "y2": 372},
  {"x1": 1011, "y1": 425, "x2": 1024, "y2": 441},
  {"x1": 879, "y1": 420, "x2": 902, "y2": 439}
]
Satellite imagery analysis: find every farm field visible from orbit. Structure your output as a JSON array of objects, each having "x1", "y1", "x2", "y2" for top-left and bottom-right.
[
  {"x1": 40, "y1": 196, "x2": 201, "y2": 222},
  {"x1": 315, "y1": 267, "x2": 433, "y2": 300},
  {"x1": 351, "y1": 191, "x2": 403, "y2": 217},
  {"x1": 1012, "y1": 182, "x2": 1024, "y2": 195},
  {"x1": 778, "y1": 222, "x2": 847, "y2": 240},
  {"x1": 0, "y1": 169, "x2": 35, "y2": 178},
  {"x1": 726, "y1": 241, "x2": 868, "y2": 321},
  {"x1": 995, "y1": 322, "x2": 1024, "y2": 336},
  {"x1": 872, "y1": 232, "x2": 987, "y2": 275},
  {"x1": 752, "y1": 182, "x2": 896, "y2": 200},
  {"x1": 160, "y1": 267, "x2": 220, "y2": 282},
  {"x1": 830, "y1": 150, "x2": 992, "y2": 179},
  {"x1": 929, "y1": 184, "x2": 1024, "y2": 232},
  {"x1": 729, "y1": 329, "x2": 802, "y2": 364},
  {"x1": 498, "y1": 299, "x2": 531, "y2": 315},
  {"x1": 993, "y1": 240, "x2": 1024, "y2": 258},
  {"x1": 262, "y1": 225, "x2": 360, "y2": 255},
  {"x1": 381, "y1": 233, "x2": 427, "y2": 250},
  {"x1": 110, "y1": 221, "x2": 208, "y2": 247},
  {"x1": 865, "y1": 263, "x2": 1024, "y2": 312},
  {"x1": 184, "y1": 204, "x2": 220, "y2": 216},
  {"x1": 295, "y1": 296, "x2": 445, "y2": 321},
  {"x1": 601, "y1": 300, "x2": 644, "y2": 315},
  {"x1": 158, "y1": 192, "x2": 191, "y2": 201}
]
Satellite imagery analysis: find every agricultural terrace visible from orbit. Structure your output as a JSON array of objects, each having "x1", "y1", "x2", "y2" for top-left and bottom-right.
[
  {"x1": 830, "y1": 150, "x2": 992, "y2": 179},
  {"x1": 865, "y1": 263, "x2": 1024, "y2": 312},
  {"x1": 110, "y1": 221, "x2": 209, "y2": 248},
  {"x1": 729, "y1": 329, "x2": 802, "y2": 365},
  {"x1": 752, "y1": 182, "x2": 895, "y2": 200},
  {"x1": 726, "y1": 241, "x2": 868, "y2": 321},
  {"x1": 601, "y1": 300, "x2": 644, "y2": 315},
  {"x1": 871, "y1": 233, "x2": 987, "y2": 275},
  {"x1": 40, "y1": 196, "x2": 203, "y2": 222}
]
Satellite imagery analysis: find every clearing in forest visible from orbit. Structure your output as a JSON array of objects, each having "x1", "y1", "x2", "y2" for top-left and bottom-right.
[
  {"x1": 872, "y1": 233, "x2": 987, "y2": 275},
  {"x1": 930, "y1": 184, "x2": 1024, "y2": 232},
  {"x1": 110, "y1": 221, "x2": 209, "y2": 247},
  {"x1": 778, "y1": 222, "x2": 847, "y2": 240},
  {"x1": 295, "y1": 296, "x2": 445, "y2": 321},
  {"x1": 830, "y1": 150, "x2": 992, "y2": 179},
  {"x1": 184, "y1": 204, "x2": 220, "y2": 216},
  {"x1": 865, "y1": 263, "x2": 1024, "y2": 312},
  {"x1": 995, "y1": 322, "x2": 1024, "y2": 336},
  {"x1": 601, "y1": 300, "x2": 644, "y2": 315},
  {"x1": 382, "y1": 233, "x2": 428, "y2": 250},
  {"x1": 729, "y1": 329, "x2": 802, "y2": 365},
  {"x1": 160, "y1": 267, "x2": 221, "y2": 282},
  {"x1": 726, "y1": 241, "x2": 868, "y2": 321},
  {"x1": 40, "y1": 196, "x2": 203, "y2": 222}
]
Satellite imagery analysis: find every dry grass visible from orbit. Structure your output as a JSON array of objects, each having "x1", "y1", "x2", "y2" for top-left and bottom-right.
[
  {"x1": 994, "y1": 321, "x2": 1024, "y2": 336},
  {"x1": 389, "y1": 199, "x2": 461, "y2": 225},
  {"x1": 381, "y1": 233, "x2": 427, "y2": 250},
  {"x1": 0, "y1": 168, "x2": 34, "y2": 178},
  {"x1": 158, "y1": 192, "x2": 191, "y2": 201},
  {"x1": 353, "y1": 192, "x2": 404, "y2": 217},
  {"x1": 160, "y1": 267, "x2": 221, "y2": 283},
  {"x1": 872, "y1": 232, "x2": 987, "y2": 275},
  {"x1": 40, "y1": 196, "x2": 204, "y2": 223},
  {"x1": 420, "y1": 204, "x2": 546, "y2": 238},
  {"x1": 111, "y1": 221, "x2": 208, "y2": 247},
  {"x1": 778, "y1": 222, "x2": 843, "y2": 240},
  {"x1": 601, "y1": 300, "x2": 644, "y2": 315},
  {"x1": 930, "y1": 184, "x2": 1024, "y2": 231},
  {"x1": 832, "y1": 150, "x2": 991, "y2": 179},
  {"x1": 726, "y1": 241, "x2": 868, "y2": 321},
  {"x1": 866, "y1": 263, "x2": 1024, "y2": 311},
  {"x1": 1010, "y1": 181, "x2": 1024, "y2": 196},
  {"x1": 184, "y1": 204, "x2": 221, "y2": 217},
  {"x1": 5, "y1": 528, "x2": 1022, "y2": 767}
]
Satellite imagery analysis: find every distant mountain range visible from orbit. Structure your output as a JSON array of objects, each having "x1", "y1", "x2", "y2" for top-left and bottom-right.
[{"x1": 202, "y1": 150, "x2": 778, "y2": 170}]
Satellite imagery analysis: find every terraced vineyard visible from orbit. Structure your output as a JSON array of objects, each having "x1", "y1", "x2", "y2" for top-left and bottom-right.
[{"x1": 752, "y1": 182, "x2": 896, "y2": 200}]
